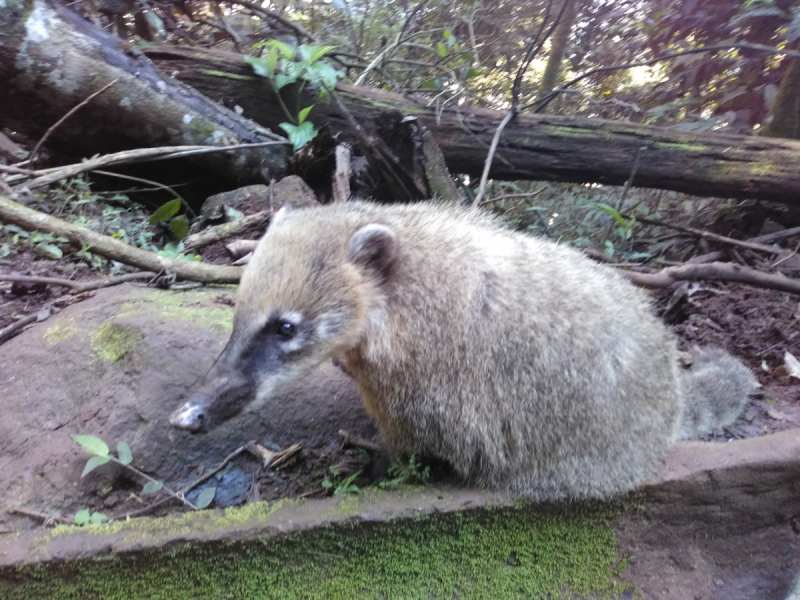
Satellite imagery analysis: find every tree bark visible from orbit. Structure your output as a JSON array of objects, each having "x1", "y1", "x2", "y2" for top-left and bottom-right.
[
  {"x1": 144, "y1": 45, "x2": 800, "y2": 205},
  {"x1": 537, "y1": 0, "x2": 580, "y2": 104},
  {"x1": 0, "y1": 0, "x2": 288, "y2": 191}
]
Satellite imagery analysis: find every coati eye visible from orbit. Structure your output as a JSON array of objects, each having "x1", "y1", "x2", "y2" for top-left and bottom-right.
[{"x1": 277, "y1": 321, "x2": 296, "y2": 339}]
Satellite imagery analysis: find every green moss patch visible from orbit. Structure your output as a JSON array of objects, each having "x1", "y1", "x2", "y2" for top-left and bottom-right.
[
  {"x1": 1, "y1": 504, "x2": 635, "y2": 599},
  {"x1": 90, "y1": 321, "x2": 144, "y2": 363},
  {"x1": 118, "y1": 289, "x2": 234, "y2": 334},
  {"x1": 43, "y1": 319, "x2": 81, "y2": 345}
]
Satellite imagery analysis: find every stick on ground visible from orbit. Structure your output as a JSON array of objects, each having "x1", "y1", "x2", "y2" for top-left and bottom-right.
[{"x1": 0, "y1": 194, "x2": 241, "y2": 283}]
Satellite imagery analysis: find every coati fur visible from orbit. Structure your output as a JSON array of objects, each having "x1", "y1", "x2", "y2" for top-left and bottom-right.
[{"x1": 170, "y1": 201, "x2": 759, "y2": 501}]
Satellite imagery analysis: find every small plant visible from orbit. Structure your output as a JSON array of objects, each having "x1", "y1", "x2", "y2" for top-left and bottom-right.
[
  {"x1": 321, "y1": 465, "x2": 360, "y2": 496},
  {"x1": 378, "y1": 454, "x2": 431, "y2": 489},
  {"x1": 71, "y1": 434, "x2": 205, "y2": 515},
  {"x1": 244, "y1": 39, "x2": 342, "y2": 151},
  {"x1": 73, "y1": 508, "x2": 109, "y2": 526}
]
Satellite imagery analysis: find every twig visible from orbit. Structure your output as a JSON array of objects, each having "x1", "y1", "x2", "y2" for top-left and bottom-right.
[
  {"x1": 0, "y1": 194, "x2": 241, "y2": 283},
  {"x1": 354, "y1": 0, "x2": 431, "y2": 86},
  {"x1": 94, "y1": 170, "x2": 194, "y2": 219},
  {"x1": 9, "y1": 507, "x2": 74, "y2": 526},
  {"x1": 0, "y1": 272, "x2": 155, "y2": 293},
  {"x1": 227, "y1": 0, "x2": 318, "y2": 43},
  {"x1": 18, "y1": 143, "x2": 288, "y2": 191},
  {"x1": 183, "y1": 210, "x2": 272, "y2": 252},
  {"x1": 620, "y1": 261, "x2": 800, "y2": 296},
  {"x1": 471, "y1": 110, "x2": 515, "y2": 207},
  {"x1": 332, "y1": 144, "x2": 352, "y2": 203},
  {"x1": 749, "y1": 226, "x2": 800, "y2": 245},
  {"x1": 625, "y1": 214, "x2": 781, "y2": 256},
  {"x1": 119, "y1": 445, "x2": 247, "y2": 519},
  {"x1": 480, "y1": 189, "x2": 545, "y2": 206},
  {"x1": 29, "y1": 80, "x2": 118, "y2": 168},
  {"x1": 339, "y1": 429, "x2": 383, "y2": 453},
  {"x1": 0, "y1": 305, "x2": 50, "y2": 343}
]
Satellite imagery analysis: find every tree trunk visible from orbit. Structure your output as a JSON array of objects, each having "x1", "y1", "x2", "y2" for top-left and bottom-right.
[
  {"x1": 0, "y1": 0, "x2": 288, "y2": 196},
  {"x1": 760, "y1": 53, "x2": 800, "y2": 140},
  {"x1": 144, "y1": 46, "x2": 800, "y2": 205},
  {"x1": 537, "y1": 0, "x2": 580, "y2": 105}
]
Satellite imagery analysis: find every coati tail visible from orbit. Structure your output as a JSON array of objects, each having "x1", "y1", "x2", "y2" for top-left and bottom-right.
[{"x1": 678, "y1": 346, "x2": 759, "y2": 440}]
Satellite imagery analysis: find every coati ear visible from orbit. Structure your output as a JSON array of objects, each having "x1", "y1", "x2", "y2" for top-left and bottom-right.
[
  {"x1": 269, "y1": 203, "x2": 293, "y2": 229},
  {"x1": 347, "y1": 224, "x2": 397, "y2": 284}
]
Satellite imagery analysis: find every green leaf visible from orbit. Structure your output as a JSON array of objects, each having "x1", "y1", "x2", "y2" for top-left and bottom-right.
[
  {"x1": 74, "y1": 509, "x2": 91, "y2": 525},
  {"x1": 195, "y1": 486, "x2": 216, "y2": 509},
  {"x1": 169, "y1": 214, "x2": 189, "y2": 239},
  {"x1": 149, "y1": 199, "x2": 181, "y2": 225},
  {"x1": 89, "y1": 512, "x2": 109, "y2": 524},
  {"x1": 243, "y1": 55, "x2": 274, "y2": 79},
  {"x1": 274, "y1": 72, "x2": 296, "y2": 90},
  {"x1": 116, "y1": 441, "x2": 133, "y2": 465},
  {"x1": 141, "y1": 481, "x2": 163, "y2": 495},
  {"x1": 321, "y1": 479, "x2": 333, "y2": 489},
  {"x1": 279, "y1": 121, "x2": 318, "y2": 151},
  {"x1": 34, "y1": 243, "x2": 63, "y2": 260},
  {"x1": 436, "y1": 41, "x2": 448, "y2": 57},
  {"x1": 420, "y1": 79, "x2": 442, "y2": 91},
  {"x1": 312, "y1": 63, "x2": 341, "y2": 89},
  {"x1": 267, "y1": 48, "x2": 278, "y2": 76},
  {"x1": 597, "y1": 203, "x2": 631, "y2": 229},
  {"x1": 262, "y1": 38, "x2": 296, "y2": 59},
  {"x1": 443, "y1": 28, "x2": 451, "y2": 40},
  {"x1": 71, "y1": 434, "x2": 110, "y2": 457},
  {"x1": 297, "y1": 105, "x2": 314, "y2": 124},
  {"x1": 307, "y1": 44, "x2": 337, "y2": 64},
  {"x1": 82, "y1": 455, "x2": 112, "y2": 477}
]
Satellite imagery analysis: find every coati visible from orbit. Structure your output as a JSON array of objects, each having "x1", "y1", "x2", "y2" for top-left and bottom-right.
[{"x1": 170, "y1": 201, "x2": 758, "y2": 501}]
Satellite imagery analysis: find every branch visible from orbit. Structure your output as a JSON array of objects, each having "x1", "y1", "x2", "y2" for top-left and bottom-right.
[
  {"x1": 0, "y1": 272, "x2": 154, "y2": 293},
  {"x1": 183, "y1": 210, "x2": 271, "y2": 252},
  {"x1": 472, "y1": 110, "x2": 515, "y2": 206},
  {"x1": 628, "y1": 215, "x2": 781, "y2": 256},
  {"x1": 620, "y1": 261, "x2": 800, "y2": 296},
  {"x1": 17, "y1": 143, "x2": 287, "y2": 190},
  {"x1": 0, "y1": 195, "x2": 241, "y2": 283},
  {"x1": 29, "y1": 79, "x2": 118, "y2": 168}
]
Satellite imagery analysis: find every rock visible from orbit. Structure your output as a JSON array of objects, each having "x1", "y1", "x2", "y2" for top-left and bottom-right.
[
  {"x1": 200, "y1": 175, "x2": 318, "y2": 221},
  {"x1": 0, "y1": 284, "x2": 373, "y2": 531}
]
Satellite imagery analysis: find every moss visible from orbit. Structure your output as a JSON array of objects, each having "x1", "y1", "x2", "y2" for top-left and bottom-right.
[
  {"x1": 90, "y1": 321, "x2": 144, "y2": 363},
  {"x1": 43, "y1": 319, "x2": 81, "y2": 345},
  {"x1": 117, "y1": 289, "x2": 234, "y2": 334},
  {"x1": 2, "y1": 500, "x2": 638, "y2": 599}
]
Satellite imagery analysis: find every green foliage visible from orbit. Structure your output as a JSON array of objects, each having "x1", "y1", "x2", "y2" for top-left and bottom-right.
[
  {"x1": 195, "y1": 486, "x2": 217, "y2": 509},
  {"x1": 321, "y1": 465, "x2": 360, "y2": 496},
  {"x1": 245, "y1": 40, "x2": 342, "y2": 151},
  {"x1": 149, "y1": 198, "x2": 191, "y2": 241},
  {"x1": 378, "y1": 454, "x2": 431, "y2": 489},
  {"x1": 73, "y1": 508, "x2": 109, "y2": 526}
]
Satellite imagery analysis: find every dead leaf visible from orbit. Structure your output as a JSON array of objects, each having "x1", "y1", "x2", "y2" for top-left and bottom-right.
[{"x1": 766, "y1": 408, "x2": 787, "y2": 421}]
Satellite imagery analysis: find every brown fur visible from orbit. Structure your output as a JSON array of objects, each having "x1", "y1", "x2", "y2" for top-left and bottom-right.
[{"x1": 170, "y1": 201, "x2": 757, "y2": 501}]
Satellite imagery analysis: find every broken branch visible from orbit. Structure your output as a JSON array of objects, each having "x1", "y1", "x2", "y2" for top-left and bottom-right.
[
  {"x1": 0, "y1": 195, "x2": 241, "y2": 283},
  {"x1": 620, "y1": 261, "x2": 800, "y2": 296},
  {"x1": 183, "y1": 210, "x2": 271, "y2": 252}
]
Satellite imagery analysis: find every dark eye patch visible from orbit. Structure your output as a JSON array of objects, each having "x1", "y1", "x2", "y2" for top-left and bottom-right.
[{"x1": 263, "y1": 316, "x2": 299, "y2": 341}]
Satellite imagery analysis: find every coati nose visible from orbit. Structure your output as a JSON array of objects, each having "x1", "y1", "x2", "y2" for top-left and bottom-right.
[{"x1": 169, "y1": 401, "x2": 205, "y2": 432}]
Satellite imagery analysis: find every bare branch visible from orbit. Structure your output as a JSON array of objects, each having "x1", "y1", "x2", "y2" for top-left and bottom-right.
[
  {"x1": 0, "y1": 194, "x2": 241, "y2": 283},
  {"x1": 620, "y1": 261, "x2": 800, "y2": 296}
]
